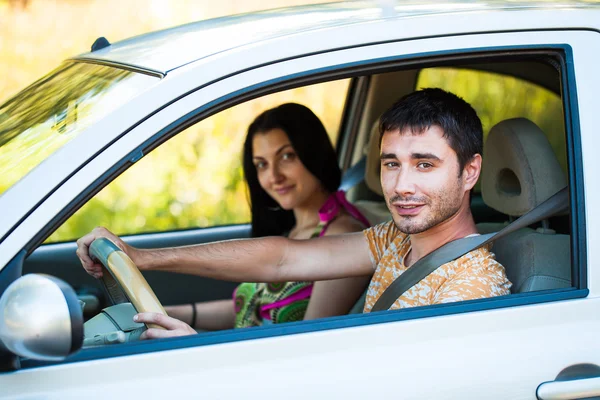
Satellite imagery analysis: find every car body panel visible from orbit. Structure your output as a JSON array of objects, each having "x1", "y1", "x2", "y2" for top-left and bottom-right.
[
  {"x1": 2, "y1": 296, "x2": 599, "y2": 398},
  {"x1": 75, "y1": 1, "x2": 597, "y2": 74},
  {"x1": 569, "y1": 36, "x2": 600, "y2": 298}
]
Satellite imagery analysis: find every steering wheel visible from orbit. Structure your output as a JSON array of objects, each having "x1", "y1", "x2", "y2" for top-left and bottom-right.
[{"x1": 89, "y1": 238, "x2": 166, "y2": 331}]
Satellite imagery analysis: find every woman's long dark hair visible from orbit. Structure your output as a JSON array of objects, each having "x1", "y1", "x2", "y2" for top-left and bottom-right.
[{"x1": 243, "y1": 103, "x2": 341, "y2": 238}]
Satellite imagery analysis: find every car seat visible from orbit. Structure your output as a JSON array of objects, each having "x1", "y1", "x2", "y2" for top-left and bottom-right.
[{"x1": 478, "y1": 118, "x2": 571, "y2": 293}]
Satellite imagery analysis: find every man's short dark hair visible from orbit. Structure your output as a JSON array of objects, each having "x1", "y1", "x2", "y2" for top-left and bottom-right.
[{"x1": 379, "y1": 88, "x2": 483, "y2": 172}]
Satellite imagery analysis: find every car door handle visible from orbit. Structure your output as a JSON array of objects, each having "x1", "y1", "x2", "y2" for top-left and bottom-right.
[{"x1": 537, "y1": 376, "x2": 600, "y2": 399}]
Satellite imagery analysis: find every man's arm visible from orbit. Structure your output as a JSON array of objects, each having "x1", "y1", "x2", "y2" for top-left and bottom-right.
[{"x1": 76, "y1": 227, "x2": 373, "y2": 283}]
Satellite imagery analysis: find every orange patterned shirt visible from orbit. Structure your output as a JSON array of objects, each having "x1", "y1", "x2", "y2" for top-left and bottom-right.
[{"x1": 362, "y1": 221, "x2": 512, "y2": 313}]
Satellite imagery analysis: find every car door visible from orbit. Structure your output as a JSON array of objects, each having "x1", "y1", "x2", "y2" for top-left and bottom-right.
[{"x1": 1, "y1": 24, "x2": 600, "y2": 400}]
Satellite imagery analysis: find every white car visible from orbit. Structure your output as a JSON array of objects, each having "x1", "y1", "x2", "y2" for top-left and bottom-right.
[{"x1": 1, "y1": 1, "x2": 599, "y2": 398}]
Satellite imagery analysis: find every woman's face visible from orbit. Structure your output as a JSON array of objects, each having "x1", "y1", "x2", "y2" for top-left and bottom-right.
[{"x1": 252, "y1": 128, "x2": 324, "y2": 210}]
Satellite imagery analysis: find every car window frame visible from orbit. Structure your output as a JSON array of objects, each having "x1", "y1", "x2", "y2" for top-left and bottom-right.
[{"x1": 7, "y1": 35, "x2": 588, "y2": 369}]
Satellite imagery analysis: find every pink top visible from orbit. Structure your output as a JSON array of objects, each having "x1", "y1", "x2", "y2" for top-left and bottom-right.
[{"x1": 317, "y1": 190, "x2": 370, "y2": 237}]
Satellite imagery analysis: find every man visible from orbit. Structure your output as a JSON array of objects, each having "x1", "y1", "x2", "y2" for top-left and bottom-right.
[{"x1": 76, "y1": 88, "x2": 511, "y2": 338}]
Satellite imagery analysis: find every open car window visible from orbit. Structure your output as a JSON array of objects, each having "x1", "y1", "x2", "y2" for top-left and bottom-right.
[{"x1": 48, "y1": 79, "x2": 350, "y2": 243}]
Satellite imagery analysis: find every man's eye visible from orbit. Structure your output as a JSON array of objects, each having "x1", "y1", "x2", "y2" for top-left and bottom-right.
[
  {"x1": 383, "y1": 162, "x2": 398, "y2": 168},
  {"x1": 417, "y1": 162, "x2": 433, "y2": 169}
]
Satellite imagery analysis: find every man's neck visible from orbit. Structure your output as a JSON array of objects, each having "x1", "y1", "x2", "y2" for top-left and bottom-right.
[{"x1": 405, "y1": 202, "x2": 477, "y2": 267}]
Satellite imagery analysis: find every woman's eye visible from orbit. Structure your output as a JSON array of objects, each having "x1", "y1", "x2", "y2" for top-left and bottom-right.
[
  {"x1": 281, "y1": 152, "x2": 296, "y2": 161},
  {"x1": 255, "y1": 161, "x2": 266, "y2": 170}
]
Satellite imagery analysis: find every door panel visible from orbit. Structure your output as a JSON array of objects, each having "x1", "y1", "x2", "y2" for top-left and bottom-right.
[{"x1": 4, "y1": 297, "x2": 600, "y2": 399}]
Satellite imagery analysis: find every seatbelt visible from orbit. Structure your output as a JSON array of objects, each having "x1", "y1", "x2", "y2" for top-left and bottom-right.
[
  {"x1": 371, "y1": 186, "x2": 569, "y2": 312},
  {"x1": 339, "y1": 156, "x2": 366, "y2": 191}
]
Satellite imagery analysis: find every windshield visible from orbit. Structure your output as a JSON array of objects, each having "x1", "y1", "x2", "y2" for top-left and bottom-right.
[{"x1": 0, "y1": 62, "x2": 158, "y2": 197}]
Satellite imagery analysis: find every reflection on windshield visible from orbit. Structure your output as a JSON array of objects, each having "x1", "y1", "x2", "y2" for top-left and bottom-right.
[{"x1": 0, "y1": 62, "x2": 157, "y2": 196}]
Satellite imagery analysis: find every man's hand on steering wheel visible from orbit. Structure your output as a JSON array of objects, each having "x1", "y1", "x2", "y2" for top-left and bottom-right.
[
  {"x1": 76, "y1": 227, "x2": 137, "y2": 279},
  {"x1": 135, "y1": 313, "x2": 196, "y2": 339},
  {"x1": 76, "y1": 228, "x2": 197, "y2": 341}
]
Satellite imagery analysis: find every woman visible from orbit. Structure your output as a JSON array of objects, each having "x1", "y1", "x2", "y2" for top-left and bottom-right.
[{"x1": 121, "y1": 103, "x2": 370, "y2": 334}]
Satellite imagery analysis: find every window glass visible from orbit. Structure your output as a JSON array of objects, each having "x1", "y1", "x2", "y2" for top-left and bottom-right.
[
  {"x1": 0, "y1": 62, "x2": 157, "y2": 197},
  {"x1": 48, "y1": 79, "x2": 350, "y2": 242},
  {"x1": 416, "y1": 67, "x2": 566, "y2": 175}
]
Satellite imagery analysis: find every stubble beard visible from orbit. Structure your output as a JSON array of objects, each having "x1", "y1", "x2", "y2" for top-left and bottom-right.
[{"x1": 388, "y1": 180, "x2": 464, "y2": 235}]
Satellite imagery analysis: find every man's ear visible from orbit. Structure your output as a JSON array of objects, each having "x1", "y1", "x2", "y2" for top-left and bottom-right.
[{"x1": 463, "y1": 154, "x2": 482, "y2": 191}]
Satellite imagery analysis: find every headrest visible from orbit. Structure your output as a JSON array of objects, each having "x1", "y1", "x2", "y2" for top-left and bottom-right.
[
  {"x1": 364, "y1": 119, "x2": 383, "y2": 196},
  {"x1": 481, "y1": 118, "x2": 566, "y2": 216}
]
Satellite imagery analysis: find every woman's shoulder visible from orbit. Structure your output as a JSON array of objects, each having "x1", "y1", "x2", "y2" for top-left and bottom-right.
[{"x1": 323, "y1": 212, "x2": 367, "y2": 236}]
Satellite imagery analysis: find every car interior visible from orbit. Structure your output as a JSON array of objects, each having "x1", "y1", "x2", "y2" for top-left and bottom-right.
[{"x1": 20, "y1": 51, "x2": 575, "y2": 349}]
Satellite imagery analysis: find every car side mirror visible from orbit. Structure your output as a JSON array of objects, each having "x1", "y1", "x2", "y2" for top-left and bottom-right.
[{"x1": 0, "y1": 274, "x2": 83, "y2": 361}]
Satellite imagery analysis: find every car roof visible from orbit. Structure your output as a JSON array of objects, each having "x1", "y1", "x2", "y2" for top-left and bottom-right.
[{"x1": 72, "y1": 0, "x2": 597, "y2": 75}]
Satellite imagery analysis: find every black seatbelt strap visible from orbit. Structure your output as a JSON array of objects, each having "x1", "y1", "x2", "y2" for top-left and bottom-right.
[{"x1": 371, "y1": 186, "x2": 569, "y2": 312}]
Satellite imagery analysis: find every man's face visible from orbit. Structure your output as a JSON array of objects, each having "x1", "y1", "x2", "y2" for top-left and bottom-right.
[{"x1": 380, "y1": 125, "x2": 468, "y2": 235}]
